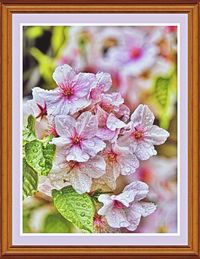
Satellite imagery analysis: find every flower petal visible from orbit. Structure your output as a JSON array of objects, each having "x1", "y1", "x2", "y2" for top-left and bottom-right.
[
  {"x1": 69, "y1": 98, "x2": 91, "y2": 115},
  {"x1": 76, "y1": 111, "x2": 98, "y2": 138},
  {"x1": 144, "y1": 125, "x2": 169, "y2": 145},
  {"x1": 54, "y1": 115, "x2": 76, "y2": 137},
  {"x1": 51, "y1": 136, "x2": 72, "y2": 147},
  {"x1": 106, "y1": 113, "x2": 126, "y2": 131},
  {"x1": 69, "y1": 170, "x2": 92, "y2": 194},
  {"x1": 135, "y1": 142, "x2": 157, "y2": 160},
  {"x1": 53, "y1": 64, "x2": 76, "y2": 86},
  {"x1": 130, "y1": 202, "x2": 157, "y2": 217},
  {"x1": 104, "y1": 208, "x2": 129, "y2": 228},
  {"x1": 131, "y1": 104, "x2": 155, "y2": 128},
  {"x1": 96, "y1": 127, "x2": 117, "y2": 141},
  {"x1": 123, "y1": 181, "x2": 149, "y2": 201},
  {"x1": 96, "y1": 72, "x2": 112, "y2": 92},
  {"x1": 66, "y1": 145, "x2": 90, "y2": 162},
  {"x1": 98, "y1": 194, "x2": 113, "y2": 215},
  {"x1": 118, "y1": 152, "x2": 139, "y2": 175},
  {"x1": 79, "y1": 155, "x2": 106, "y2": 178},
  {"x1": 81, "y1": 137, "x2": 106, "y2": 157},
  {"x1": 126, "y1": 210, "x2": 142, "y2": 231},
  {"x1": 73, "y1": 72, "x2": 96, "y2": 97}
]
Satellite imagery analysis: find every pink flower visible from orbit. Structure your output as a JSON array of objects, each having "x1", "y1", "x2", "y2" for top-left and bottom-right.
[
  {"x1": 24, "y1": 88, "x2": 47, "y2": 120},
  {"x1": 96, "y1": 106, "x2": 126, "y2": 141},
  {"x1": 118, "y1": 104, "x2": 169, "y2": 160},
  {"x1": 34, "y1": 64, "x2": 96, "y2": 116},
  {"x1": 90, "y1": 72, "x2": 112, "y2": 102},
  {"x1": 99, "y1": 143, "x2": 139, "y2": 190},
  {"x1": 52, "y1": 111, "x2": 106, "y2": 162},
  {"x1": 98, "y1": 181, "x2": 156, "y2": 230},
  {"x1": 107, "y1": 29, "x2": 159, "y2": 76},
  {"x1": 48, "y1": 150, "x2": 106, "y2": 194}
]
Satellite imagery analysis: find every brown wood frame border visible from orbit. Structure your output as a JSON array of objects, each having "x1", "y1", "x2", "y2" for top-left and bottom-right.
[{"x1": 0, "y1": 1, "x2": 199, "y2": 258}]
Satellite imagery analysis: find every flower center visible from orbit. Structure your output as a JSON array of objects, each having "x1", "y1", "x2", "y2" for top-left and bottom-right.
[
  {"x1": 107, "y1": 152, "x2": 117, "y2": 162},
  {"x1": 63, "y1": 87, "x2": 74, "y2": 97},
  {"x1": 36, "y1": 103, "x2": 47, "y2": 119},
  {"x1": 113, "y1": 200, "x2": 125, "y2": 209},
  {"x1": 130, "y1": 47, "x2": 142, "y2": 60},
  {"x1": 132, "y1": 129, "x2": 144, "y2": 140},
  {"x1": 93, "y1": 214, "x2": 106, "y2": 233},
  {"x1": 68, "y1": 161, "x2": 78, "y2": 168},
  {"x1": 71, "y1": 135, "x2": 81, "y2": 145}
]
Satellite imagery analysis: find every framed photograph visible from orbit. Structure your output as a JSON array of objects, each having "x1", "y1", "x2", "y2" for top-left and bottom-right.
[{"x1": 1, "y1": 0, "x2": 199, "y2": 258}]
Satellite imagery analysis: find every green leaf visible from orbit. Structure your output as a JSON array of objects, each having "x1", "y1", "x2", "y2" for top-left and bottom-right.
[
  {"x1": 30, "y1": 47, "x2": 55, "y2": 86},
  {"x1": 51, "y1": 27, "x2": 67, "y2": 57},
  {"x1": 25, "y1": 26, "x2": 43, "y2": 40},
  {"x1": 41, "y1": 212, "x2": 71, "y2": 233},
  {"x1": 25, "y1": 139, "x2": 56, "y2": 176},
  {"x1": 23, "y1": 209, "x2": 31, "y2": 232},
  {"x1": 23, "y1": 115, "x2": 36, "y2": 145},
  {"x1": 154, "y1": 77, "x2": 170, "y2": 109},
  {"x1": 23, "y1": 158, "x2": 38, "y2": 200},
  {"x1": 152, "y1": 69, "x2": 177, "y2": 129},
  {"x1": 52, "y1": 187, "x2": 95, "y2": 233}
]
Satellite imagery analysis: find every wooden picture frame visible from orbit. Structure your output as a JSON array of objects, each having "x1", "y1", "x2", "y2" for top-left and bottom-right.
[{"x1": 0, "y1": 0, "x2": 199, "y2": 258}]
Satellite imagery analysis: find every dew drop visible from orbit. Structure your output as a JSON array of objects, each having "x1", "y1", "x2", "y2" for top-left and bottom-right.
[
  {"x1": 80, "y1": 212, "x2": 85, "y2": 217},
  {"x1": 120, "y1": 221, "x2": 128, "y2": 227},
  {"x1": 39, "y1": 160, "x2": 45, "y2": 167}
]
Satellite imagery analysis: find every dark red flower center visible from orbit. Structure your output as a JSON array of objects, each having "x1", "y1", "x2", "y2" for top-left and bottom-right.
[
  {"x1": 130, "y1": 47, "x2": 143, "y2": 60},
  {"x1": 107, "y1": 152, "x2": 117, "y2": 162},
  {"x1": 36, "y1": 103, "x2": 47, "y2": 119},
  {"x1": 62, "y1": 87, "x2": 74, "y2": 97},
  {"x1": 71, "y1": 135, "x2": 81, "y2": 145},
  {"x1": 132, "y1": 129, "x2": 144, "y2": 140},
  {"x1": 113, "y1": 200, "x2": 125, "y2": 209}
]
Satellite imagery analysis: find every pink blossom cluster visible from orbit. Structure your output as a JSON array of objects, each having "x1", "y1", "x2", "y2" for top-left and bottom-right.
[{"x1": 25, "y1": 64, "x2": 169, "y2": 231}]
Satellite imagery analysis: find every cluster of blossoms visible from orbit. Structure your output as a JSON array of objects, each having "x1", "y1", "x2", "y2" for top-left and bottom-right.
[
  {"x1": 25, "y1": 63, "x2": 169, "y2": 232},
  {"x1": 57, "y1": 26, "x2": 177, "y2": 111},
  {"x1": 129, "y1": 157, "x2": 177, "y2": 233}
]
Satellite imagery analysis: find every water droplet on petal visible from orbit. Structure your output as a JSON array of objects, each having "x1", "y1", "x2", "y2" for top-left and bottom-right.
[
  {"x1": 120, "y1": 221, "x2": 128, "y2": 227},
  {"x1": 125, "y1": 167, "x2": 131, "y2": 173}
]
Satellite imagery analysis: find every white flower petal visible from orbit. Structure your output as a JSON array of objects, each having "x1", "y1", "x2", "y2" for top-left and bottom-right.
[
  {"x1": 96, "y1": 128, "x2": 117, "y2": 141},
  {"x1": 54, "y1": 115, "x2": 76, "y2": 137},
  {"x1": 74, "y1": 72, "x2": 96, "y2": 97},
  {"x1": 102, "y1": 92, "x2": 124, "y2": 108},
  {"x1": 81, "y1": 137, "x2": 106, "y2": 157},
  {"x1": 145, "y1": 125, "x2": 170, "y2": 145},
  {"x1": 98, "y1": 194, "x2": 113, "y2": 215},
  {"x1": 118, "y1": 153, "x2": 139, "y2": 175},
  {"x1": 66, "y1": 145, "x2": 90, "y2": 162},
  {"x1": 105, "y1": 208, "x2": 129, "y2": 228},
  {"x1": 79, "y1": 155, "x2": 106, "y2": 178},
  {"x1": 53, "y1": 64, "x2": 76, "y2": 86},
  {"x1": 76, "y1": 111, "x2": 98, "y2": 138},
  {"x1": 106, "y1": 113, "x2": 126, "y2": 131},
  {"x1": 69, "y1": 170, "x2": 92, "y2": 194},
  {"x1": 99, "y1": 162, "x2": 120, "y2": 190},
  {"x1": 51, "y1": 137, "x2": 71, "y2": 147},
  {"x1": 131, "y1": 202, "x2": 157, "y2": 217},
  {"x1": 131, "y1": 104, "x2": 155, "y2": 128},
  {"x1": 96, "y1": 72, "x2": 112, "y2": 92},
  {"x1": 126, "y1": 210, "x2": 142, "y2": 231},
  {"x1": 69, "y1": 98, "x2": 91, "y2": 115},
  {"x1": 123, "y1": 181, "x2": 149, "y2": 201},
  {"x1": 135, "y1": 142, "x2": 157, "y2": 160}
]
